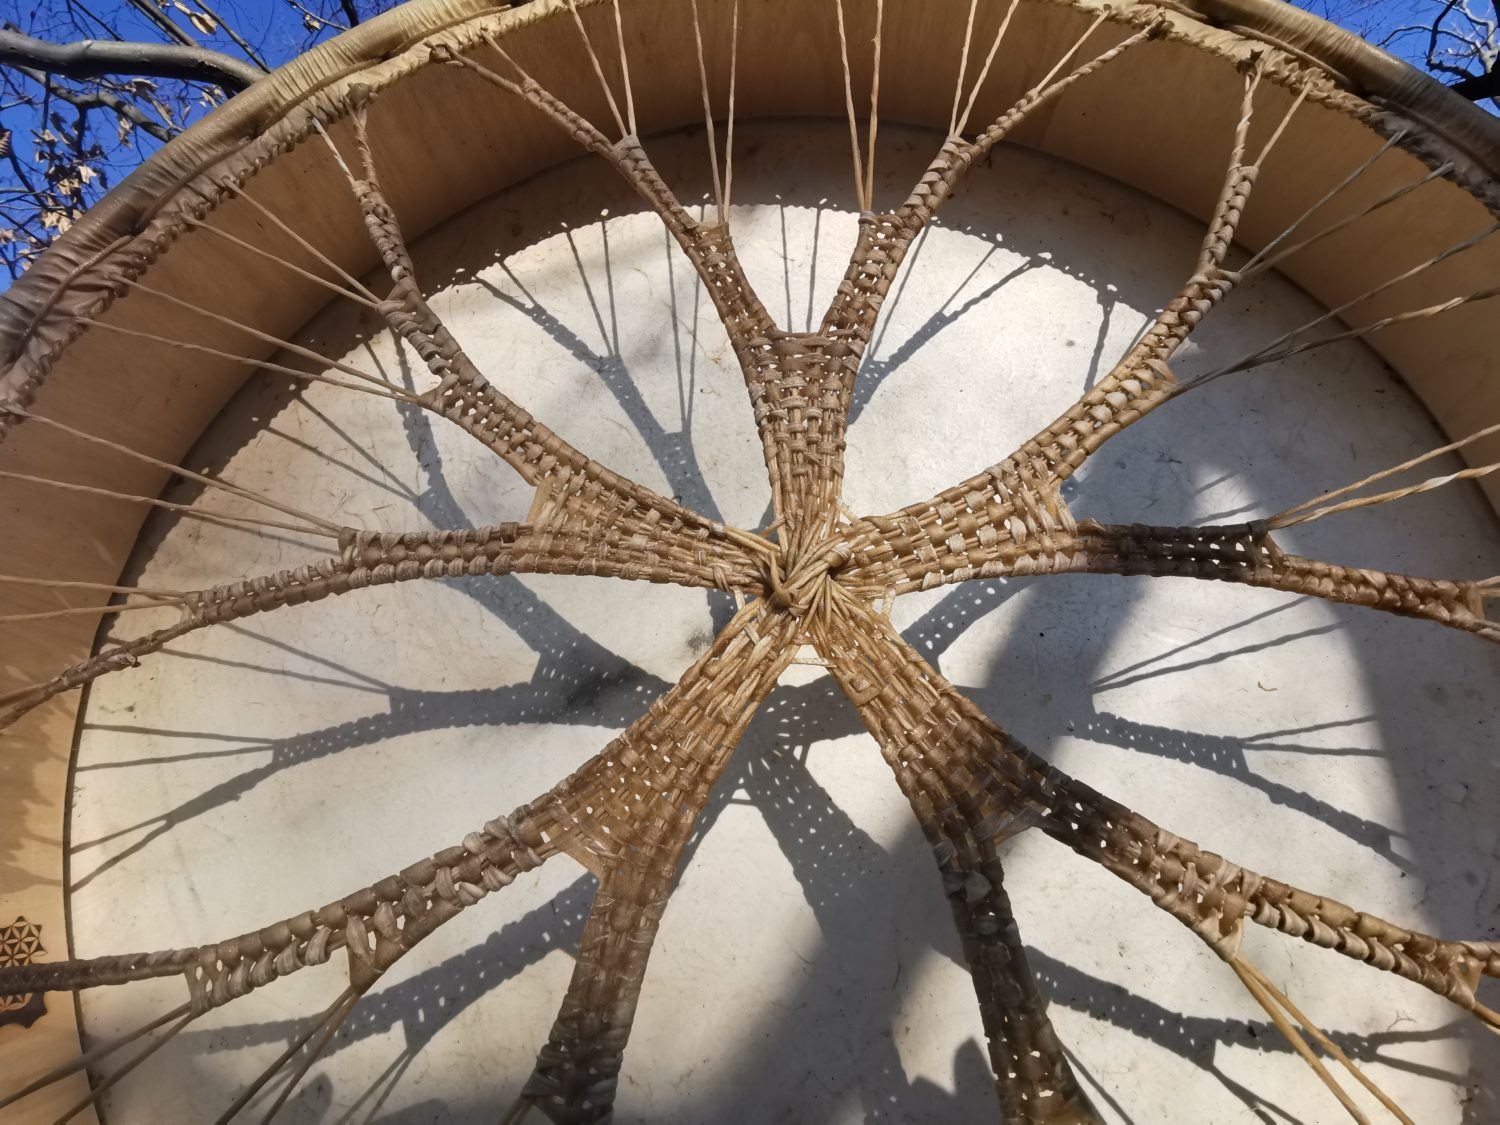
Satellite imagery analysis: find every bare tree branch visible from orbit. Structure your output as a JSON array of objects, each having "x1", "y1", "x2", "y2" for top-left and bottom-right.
[
  {"x1": 1448, "y1": 65, "x2": 1500, "y2": 98},
  {"x1": 121, "y1": 0, "x2": 196, "y2": 49},
  {"x1": 193, "y1": 0, "x2": 270, "y2": 72},
  {"x1": 282, "y1": 0, "x2": 348, "y2": 34},
  {"x1": 12, "y1": 63, "x2": 173, "y2": 142},
  {"x1": 0, "y1": 27, "x2": 262, "y2": 91},
  {"x1": 1428, "y1": 0, "x2": 1462, "y2": 70}
]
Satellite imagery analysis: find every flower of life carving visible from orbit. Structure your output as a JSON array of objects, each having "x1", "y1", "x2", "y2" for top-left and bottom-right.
[{"x1": 0, "y1": 917, "x2": 46, "y2": 1030}]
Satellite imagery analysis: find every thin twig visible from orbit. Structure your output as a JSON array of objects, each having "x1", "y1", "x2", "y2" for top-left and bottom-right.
[
  {"x1": 1241, "y1": 132, "x2": 1405, "y2": 273},
  {"x1": 1268, "y1": 460, "x2": 1500, "y2": 530},
  {"x1": 78, "y1": 317, "x2": 420, "y2": 404},
  {"x1": 55, "y1": 1010, "x2": 201, "y2": 1124},
  {"x1": 181, "y1": 215, "x2": 381, "y2": 309},
  {"x1": 116, "y1": 277, "x2": 412, "y2": 395},
  {"x1": 611, "y1": 0, "x2": 636, "y2": 135},
  {"x1": 202, "y1": 179, "x2": 380, "y2": 301},
  {"x1": 1271, "y1": 420, "x2": 1500, "y2": 523}
]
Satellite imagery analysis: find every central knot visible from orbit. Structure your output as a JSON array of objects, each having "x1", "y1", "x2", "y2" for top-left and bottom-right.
[{"x1": 765, "y1": 541, "x2": 854, "y2": 617}]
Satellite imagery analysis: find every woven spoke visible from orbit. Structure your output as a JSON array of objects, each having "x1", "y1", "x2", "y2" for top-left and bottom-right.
[
  {"x1": 989, "y1": 62, "x2": 1303, "y2": 491},
  {"x1": 0, "y1": 809, "x2": 549, "y2": 1012},
  {"x1": 818, "y1": 13, "x2": 1161, "y2": 347},
  {"x1": 812, "y1": 602, "x2": 1500, "y2": 1036},
  {"x1": 785, "y1": 12, "x2": 1160, "y2": 550},
  {"x1": 811, "y1": 603, "x2": 1098, "y2": 1123},
  {"x1": 0, "y1": 802, "x2": 551, "y2": 1119},
  {"x1": 434, "y1": 38, "x2": 854, "y2": 540},
  {"x1": 1, "y1": 603, "x2": 793, "y2": 1118},
  {"x1": 838, "y1": 515, "x2": 1499, "y2": 641},
  {"x1": 847, "y1": 59, "x2": 1318, "y2": 582},
  {"x1": 2, "y1": 1, "x2": 1496, "y2": 1118},
  {"x1": 521, "y1": 602, "x2": 799, "y2": 1122},
  {"x1": 334, "y1": 102, "x2": 762, "y2": 571},
  {"x1": 0, "y1": 521, "x2": 764, "y2": 732}
]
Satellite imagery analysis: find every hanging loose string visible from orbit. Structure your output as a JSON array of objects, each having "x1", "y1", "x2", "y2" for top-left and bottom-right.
[
  {"x1": 114, "y1": 277, "x2": 414, "y2": 398},
  {"x1": 1242, "y1": 162, "x2": 1455, "y2": 279},
  {"x1": 213, "y1": 987, "x2": 358, "y2": 1123},
  {"x1": 1229, "y1": 959, "x2": 1372, "y2": 1124},
  {"x1": 0, "y1": 574, "x2": 188, "y2": 598},
  {"x1": 54, "y1": 1009, "x2": 202, "y2": 1124},
  {"x1": 688, "y1": 0, "x2": 725, "y2": 215},
  {"x1": 1193, "y1": 222, "x2": 1500, "y2": 386},
  {"x1": 722, "y1": 0, "x2": 741, "y2": 213},
  {"x1": 566, "y1": 0, "x2": 628, "y2": 137},
  {"x1": 2, "y1": 407, "x2": 346, "y2": 533},
  {"x1": 198, "y1": 180, "x2": 381, "y2": 303},
  {"x1": 1268, "y1": 458, "x2": 1500, "y2": 531},
  {"x1": 833, "y1": 0, "x2": 867, "y2": 210},
  {"x1": 0, "y1": 468, "x2": 340, "y2": 543},
  {"x1": 77, "y1": 317, "x2": 419, "y2": 405},
  {"x1": 1241, "y1": 132, "x2": 1404, "y2": 274},
  {"x1": 180, "y1": 215, "x2": 382, "y2": 310},
  {"x1": 863, "y1": 0, "x2": 885, "y2": 210},
  {"x1": 1238, "y1": 959, "x2": 1416, "y2": 1125},
  {"x1": 254, "y1": 987, "x2": 365, "y2": 1122},
  {"x1": 0, "y1": 1003, "x2": 193, "y2": 1112},
  {"x1": 953, "y1": 0, "x2": 1021, "y2": 136},
  {"x1": 948, "y1": 0, "x2": 981, "y2": 135}
]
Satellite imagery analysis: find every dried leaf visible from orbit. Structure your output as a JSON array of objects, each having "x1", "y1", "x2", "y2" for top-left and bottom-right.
[{"x1": 173, "y1": 1, "x2": 217, "y2": 33}]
